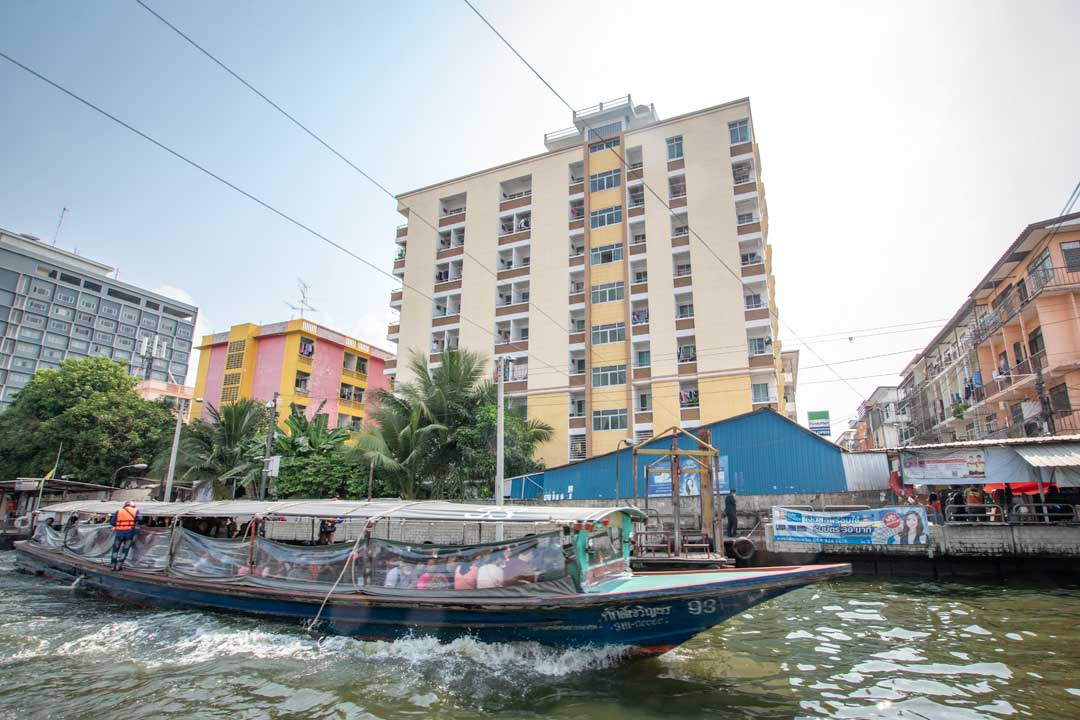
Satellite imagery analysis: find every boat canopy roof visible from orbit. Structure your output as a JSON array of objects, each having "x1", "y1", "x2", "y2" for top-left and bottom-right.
[{"x1": 37, "y1": 499, "x2": 646, "y2": 524}]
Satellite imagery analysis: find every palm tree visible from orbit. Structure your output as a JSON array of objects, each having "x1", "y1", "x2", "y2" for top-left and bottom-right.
[
  {"x1": 274, "y1": 402, "x2": 351, "y2": 457},
  {"x1": 169, "y1": 398, "x2": 268, "y2": 497},
  {"x1": 352, "y1": 401, "x2": 445, "y2": 499}
]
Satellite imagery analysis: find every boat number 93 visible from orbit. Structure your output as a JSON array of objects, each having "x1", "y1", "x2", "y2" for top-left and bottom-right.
[{"x1": 687, "y1": 599, "x2": 718, "y2": 615}]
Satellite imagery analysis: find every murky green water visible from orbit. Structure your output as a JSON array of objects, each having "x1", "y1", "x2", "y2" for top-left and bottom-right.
[{"x1": 1, "y1": 552, "x2": 1078, "y2": 719}]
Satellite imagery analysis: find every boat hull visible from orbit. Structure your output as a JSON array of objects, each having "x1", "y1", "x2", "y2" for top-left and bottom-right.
[{"x1": 15, "y1": 542, "x2": 847, "y2": 655}]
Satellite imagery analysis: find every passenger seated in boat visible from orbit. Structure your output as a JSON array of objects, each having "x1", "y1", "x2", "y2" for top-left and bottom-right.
[
  {"x1": 453, "y1": 558, "x2": 479, "y2": 590},
  {"x1": 476, "y1": 552, "x2": 506, "y2": 589},
  {"x1": 503, "y1": 546, "x2": 539, "y2": 586},
  {"x1": 318, "y1": 518, "x2": 337, "y2": 545},
  {"x1": 382, "y1": 558, "x2": 417, "y2": 588},
  {"x1": 416, "y1": 558, "x2": 450, "y2": 590}
]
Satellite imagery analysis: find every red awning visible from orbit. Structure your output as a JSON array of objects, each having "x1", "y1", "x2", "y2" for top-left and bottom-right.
[{"x1": 984, "y1": 482, "x2": 1057, "y2": 495}]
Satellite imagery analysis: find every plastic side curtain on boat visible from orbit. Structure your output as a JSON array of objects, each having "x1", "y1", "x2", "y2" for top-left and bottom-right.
[{"x1": 365, "y1": 532, "x2": 577, "y2": 598}]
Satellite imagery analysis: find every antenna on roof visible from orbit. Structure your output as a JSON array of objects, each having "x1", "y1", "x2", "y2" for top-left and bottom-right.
[
  {"x1": 285, "y1": 278, "x2": 318, "y2": 319},
  {"x1": 52, "y1": 207, "x2": 68, "y2": 246}
]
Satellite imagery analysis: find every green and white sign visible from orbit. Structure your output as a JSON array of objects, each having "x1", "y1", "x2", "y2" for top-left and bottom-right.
[{"x1": 808, "y1": 410, "x2": 831, "y2": 437}]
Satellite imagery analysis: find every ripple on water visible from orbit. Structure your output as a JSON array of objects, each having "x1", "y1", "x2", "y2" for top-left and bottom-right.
[{"x1": 1, "y1": 554, "x2": 1079, "y2": 719}]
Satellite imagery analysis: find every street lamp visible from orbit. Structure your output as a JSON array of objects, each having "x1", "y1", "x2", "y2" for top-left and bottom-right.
[
  {"x1": 614, "y1": 438, "x2": 635, "y2": 501},
  {"x1": 112, "y1": 463, "x2": 148, "y2": 485}
]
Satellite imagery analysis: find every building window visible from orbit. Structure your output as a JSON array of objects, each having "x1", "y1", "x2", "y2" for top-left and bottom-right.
[
  {"x1": 638, "y1": 392, "x2": 651, "y2": 412},
  {"x1": 590, "y1": 281, "x2": 625, "y2": 304},
  {"x1": 729, "y1": 119, "x2": 750, "y2": 145},
  {"x1": 752, "y1": 382, "x2": 771, "y2": 403},
  {"x1": 106, "y1": 287, "x2": 141, "y2": 305},
  {"x1": 666, "y1": 135, "x2": 684, "y2": 161},
  {"x1": 569, "y1": 434, "x2": 587, "y2": 460},
  {"x1": 588, "y1": 137, "x2": 620, "y2": 153},
  {"x1": 1062, "y1": 241, "x2": 1080, "y2": 272},
  {"x1": 636, "y1": 349, "x2": 651, "y2": 368},
  {"x1": 590, "y1": 243, "x2": 623, "y2": 265},
  {"x1": 591, "y1": 322, "x2": 626, "y2": 345},
  {"x1": 587, "y1": 121, "x2": 623, "y2": 141},
  {"x1": 749, "y1": 337, "x2": 770, "y2": 356},
  {"x1": 591, "y1": 364, "x2": 626, "y2": 387},
  {"x1": 590, "y1": 205, "x2": 622, "y2": 229},
  {"x1": 299, "y1": 337, "x2": 315, "y2": 357},
  {"x1": 1050, "y1": 383, "x2": 1071, "y2": 413},
  {"x1": 676, "y1": 302, "x2": 695, "y2": 319},
  {"x1": 589, "y1": 169, "x2": 621, "y2": 192},
  {"x1": 737, "y1": 212, "x2": 756, "y2": 225},
  {"x1": 592, "y1": 408, "x2": 628, "y2": 432},
  {"x1": 570, "y1": 397, "x2": 585, "y2": 417},
  {"x1": 679, "y1": 388, "x2": 699, "y2": 408}
]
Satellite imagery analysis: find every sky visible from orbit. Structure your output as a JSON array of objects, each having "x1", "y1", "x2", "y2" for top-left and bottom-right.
[{"x1": 1, "y1": 0, "x2": 1078, "y2": 434}]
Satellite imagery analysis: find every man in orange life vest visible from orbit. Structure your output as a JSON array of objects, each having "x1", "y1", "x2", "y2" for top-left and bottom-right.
[{"x1": 108, "y1": 501, "x2": 142, "y2": 571}]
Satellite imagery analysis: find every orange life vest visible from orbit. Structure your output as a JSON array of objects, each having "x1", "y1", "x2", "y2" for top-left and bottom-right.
[{"x1": 114, "y1": 506, "x2": 138, "y2": 532}]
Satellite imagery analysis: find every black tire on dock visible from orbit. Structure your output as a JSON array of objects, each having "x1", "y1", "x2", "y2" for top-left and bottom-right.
[{"x1": 732, "y1": 538, "x2": 756, "y2": 562}]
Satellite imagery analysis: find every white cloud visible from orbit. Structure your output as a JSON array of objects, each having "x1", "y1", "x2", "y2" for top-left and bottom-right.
[{"x1": 154, "y1": 284, "x2": 210, "y2": 387}]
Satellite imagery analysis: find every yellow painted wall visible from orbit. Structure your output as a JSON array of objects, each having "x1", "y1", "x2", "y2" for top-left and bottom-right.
[
  {"x1": 590, "y1": 300, "x2": 626, "y2": 325},
  {"x1": 589, "y1": 261, "x2": 625, "y2": 286},
  {"x1": 591, "y1": 342, "x2": 628, "y2": 366},
  {"x1": 699, "y1": 374, "x2": 753, "y2": 422},
  {"x1": 589, "y1": 224, "x2": 623, "y2": 248},
  {"x1": 190, "y1": 336, "x2": 215, "y2": 420},
  {"x1": 589, "y1": 186, "x2": 622, "y2": 211},
  {"x1": 588, "y1": 147, "x2": 623, "y2": 174},
  {"x1": 529, "y1": 390, "x2": 570, "y2": 467},
  {"x1": 651, "y1": 380, "x2": 681, "y2": 431}
]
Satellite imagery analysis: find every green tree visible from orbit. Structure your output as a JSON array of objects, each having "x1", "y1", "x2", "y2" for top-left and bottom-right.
[
  {"x1": 274, "y1": 450, "x2": 368, "y2": 498},
  {"x1": 274, "y1": 402, "x2": 351, "y2": 457},
  {"x1": 453, "y1": 403, "x2": 553, "y2": 496},
  {"x1": 0, "y1": 357, "x2": 174, "y2": 484},
  {"x1": 169, "y1": 397, "x2": 268, "y2": 496},
  {"x1": 349, "y1": 348, "x2": 552, "y2": 499}
]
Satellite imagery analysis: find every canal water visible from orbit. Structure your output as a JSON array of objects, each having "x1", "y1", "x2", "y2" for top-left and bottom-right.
[{"x1": 0, "y1": 552, "x2": 1077, "y2": 720}]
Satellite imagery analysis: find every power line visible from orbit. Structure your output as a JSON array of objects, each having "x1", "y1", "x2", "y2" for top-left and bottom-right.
[
  {"x1": 133, "y1": 0, "x2": 574, "y2": 347},
  {"x1": 461, "y1": 0, "x2": 871, "y2": 402},
  {"x1": 0, "y1": 49, "x2": 570, "y2": 382}
]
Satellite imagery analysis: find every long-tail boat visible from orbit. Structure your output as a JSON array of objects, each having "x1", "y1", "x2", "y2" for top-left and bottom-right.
[{"x1": 16, "y1": 499, "x2": 849, "y2": 656}]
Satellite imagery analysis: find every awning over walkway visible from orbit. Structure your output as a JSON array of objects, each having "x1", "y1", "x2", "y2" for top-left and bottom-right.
[{"x1": 1012, "y1": 444, "x2": 1080, "y2": 468}]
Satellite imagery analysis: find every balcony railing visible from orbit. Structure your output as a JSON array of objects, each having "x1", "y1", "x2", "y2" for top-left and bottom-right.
[
  {"x1": 631, "y1": 310, "x2": 649, "y2": 325},
  {"x1": 672, "y1": 226, "x2": 689, "y2": 237},
  {"x1": 975, "y1": 266, "x2": 1080, "y2": 344}
]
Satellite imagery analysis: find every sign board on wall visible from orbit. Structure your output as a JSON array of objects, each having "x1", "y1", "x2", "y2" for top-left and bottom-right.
[
  {"x1": 899, "y1": 448, "x2": 986, "y2": 482},
  {"x1": 646, "y1": 456, "x2": 730, "y2": 497},
  {"x1": 772, "y1": 506, "x2": 930, "y2": 545},
  {"x1": 808, "y1": 411, "x2": 831, "y2": 437}
]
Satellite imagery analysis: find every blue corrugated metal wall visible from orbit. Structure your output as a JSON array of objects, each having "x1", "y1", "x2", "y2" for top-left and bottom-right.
[{"x1": 518, "y1": 409, "x2": 846, "y2": 500}]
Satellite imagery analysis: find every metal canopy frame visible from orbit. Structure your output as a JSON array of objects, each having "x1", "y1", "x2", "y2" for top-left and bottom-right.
[{"x1": 631, "y1": 426, "x2": 721, "y2": 557}]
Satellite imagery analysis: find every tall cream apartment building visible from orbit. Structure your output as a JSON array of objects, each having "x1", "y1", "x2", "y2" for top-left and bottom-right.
[{"x1": 385, "y1": 96, "x2": 784, "y2": 466}]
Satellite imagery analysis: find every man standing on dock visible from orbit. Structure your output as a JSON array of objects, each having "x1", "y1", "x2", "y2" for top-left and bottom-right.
[
  {"x1": 109, "y1": 501, "x2": 141, "y2": 571},
  {"x1": 725, "y1": 489, "x2": 738, "y2": 539}
]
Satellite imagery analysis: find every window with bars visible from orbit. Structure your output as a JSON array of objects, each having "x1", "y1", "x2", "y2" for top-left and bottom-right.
[
  {"x1": 569, "y1": 434, "x2": 587, "y2": 460},
  {"x1": 220, "y1": 386, "x2": 240, "y2": 403},
  {"x1": 591, "y1": 364, "x2": 626, "y2": 387},
  {"x1": 1050, "y1": 383, "x2": 1071, "y2": 413},
  {"x1": 591, "y1": 281, "x2": 625, "y2": 304},
  {"x1": 225, "y1": 352, "x2": 245, "y2": 370},
  {"x1": 592, "y1": 408, "x2": 628, "y2": 431},
  {"x1": 589, "y1": 169, "x2": 621, "y2": 192},
  {"x1": 666, "y1": 135, "x2": 684, "y2": 160},
  {"x1": 591, "y1": 322, "x2": 626, "y2": 345},
  {"x1": 590, "y1": 243, "x2": 623, "y2": 265},
  {"x1": 223, "y1": 372, "x2": 241, "y2": 386},
  {"x1": 729, "y1": 119, "x2": 750, "y2": 145},
  {"x1": 1062, "y1": 241, "x2": 1080, "y2": 272},
  {"x1": 590, "y1": 205, "x2": 623, "y2": 229}
]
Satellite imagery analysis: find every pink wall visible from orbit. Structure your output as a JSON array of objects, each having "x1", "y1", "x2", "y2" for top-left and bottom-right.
[
  {"x1": 251, "y1": 334, "x2": 287, "y2": 401},
  {"x1": 200, "y1": 344, "x2": 227, "y2": 420},
  {"x1": 312, "y1": 341, "x2": 343, "y2": 424}
]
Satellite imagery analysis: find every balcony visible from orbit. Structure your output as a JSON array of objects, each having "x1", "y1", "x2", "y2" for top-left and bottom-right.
[
  {"x1": 395, "y1": 224, "x2": 408, "y2": 238},
  {"x1": 342, "y1": 367, "x2": 367, "y2": 383},
  {"x1": 975, "y1": 266, "x2": 1080, "y2": 345}
]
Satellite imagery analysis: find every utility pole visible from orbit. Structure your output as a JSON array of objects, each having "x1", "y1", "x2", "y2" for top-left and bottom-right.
[
  {"x1": 495, "y1": 356, "x2": 505, "y2": 541},
  {"x1": 258, "y1": 392, "x2": 279, "y2": 500},
  {"x1": 162, "y1": 397, "x2": 188, "y2": 503}
]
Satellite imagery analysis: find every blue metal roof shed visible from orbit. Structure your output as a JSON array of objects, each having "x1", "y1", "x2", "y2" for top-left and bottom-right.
[{"x1": 511, "y1": 409, "x2": 846, "y2": 501}]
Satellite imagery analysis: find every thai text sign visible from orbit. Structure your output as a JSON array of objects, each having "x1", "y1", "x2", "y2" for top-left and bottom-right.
[
  {"x1": 900, "y1": 448, "x2": 986, "y2": 482},
  {"x1": 772, "y1": 506, "x2": 930, "y2": 545},
  {"x1": 808, "y1": 411, "x2": 831, "y2": 437}
]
